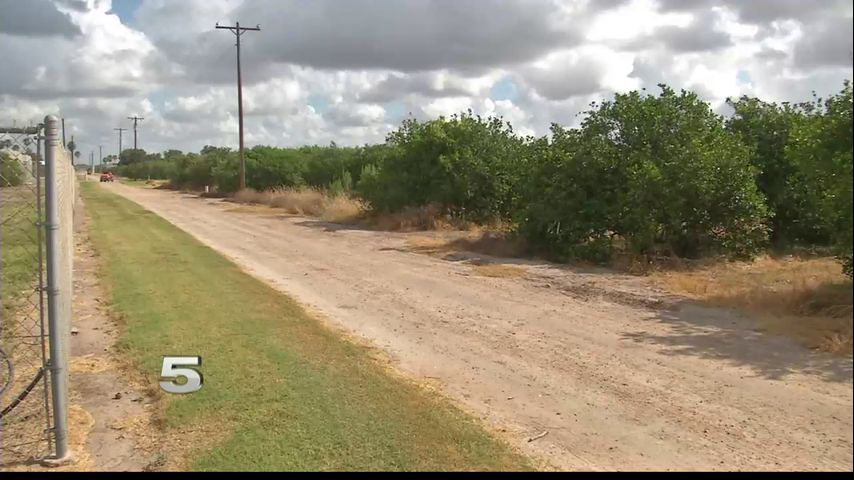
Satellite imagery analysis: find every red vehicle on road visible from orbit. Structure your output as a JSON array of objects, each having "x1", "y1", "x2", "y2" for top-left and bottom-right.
[{"x1": 99, "y1": 171, "x2": 114, "y2": 183}]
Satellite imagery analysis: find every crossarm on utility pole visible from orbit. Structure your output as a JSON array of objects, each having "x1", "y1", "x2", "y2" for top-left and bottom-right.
[
  {"x1": 215, "y1": 21, "x2": 261, "y2": 191},
  {"x1": 127, "y1": 116, "x2": 144, "y2": 151}
]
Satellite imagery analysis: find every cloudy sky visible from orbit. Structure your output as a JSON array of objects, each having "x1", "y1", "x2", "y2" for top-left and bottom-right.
[{"x1": 1, "y1": 0, "x2": 852, "y2": 158}]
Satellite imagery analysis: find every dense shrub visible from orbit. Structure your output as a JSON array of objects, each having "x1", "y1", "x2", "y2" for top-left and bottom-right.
[
  {"x1": 360, "y1": 112, "x2": 524, "y2": 222},
  {"x1": 244, "y1": 146, "x2": 306, "y2": 192},
  {"x1": 519, "y1": 86, "x2": 770, "y2": 261},
  {"x1": 118, "y1": 149, "x2": 157, "y2": 166},
  {"x1": 116, "y1": 159, "x2": 176, "y2": 180},
  {"x1": 516, "y1": 127, "x2": 620, "y2": 262},
  {"x1": 300, "y1": 144, "x2": 355, "y2": 188},
  {"x1": 726, "y1": 96, "x2": 830, "y2": 246},
  {"x1": 786, "y1": 82, "x2": 853, "y2": 277}
]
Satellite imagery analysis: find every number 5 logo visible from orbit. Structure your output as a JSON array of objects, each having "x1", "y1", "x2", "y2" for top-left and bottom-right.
[{"x1": 159, "y1": 356, "x2": 203, "y2": 394}]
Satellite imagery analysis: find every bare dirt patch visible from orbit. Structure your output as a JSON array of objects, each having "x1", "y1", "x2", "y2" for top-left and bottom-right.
[
  {"x1": 104, "y1": 183, "x2": 853, "y2": 471},
  {"x1": 8, "y1": 193, "x2": 159, "y2": 472}
]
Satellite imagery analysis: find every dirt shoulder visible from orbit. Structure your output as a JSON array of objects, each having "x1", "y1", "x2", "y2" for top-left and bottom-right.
[
  {"x1": 105, "y1": 183, "x2": 853, "y2": 471},
  {"x1": 9, "y1": 193, "x2": 159, "y2": 472}
]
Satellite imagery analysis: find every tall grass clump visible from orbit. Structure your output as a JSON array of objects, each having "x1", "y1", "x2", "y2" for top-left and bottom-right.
[{"x1": 232, "y1": 188, "x2": 365, "y2": 223}]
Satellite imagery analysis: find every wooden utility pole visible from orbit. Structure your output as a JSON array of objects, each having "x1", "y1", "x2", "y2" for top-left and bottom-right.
[
  {"x1": 127, "y1": 116, "x2": 144, "y2": 150},
  {"x1": 215, "y1": 21, "x2": 261, "y2": 191},
  {"x1": 114, "y1": 127, "x2": 127, "y2": 163}
]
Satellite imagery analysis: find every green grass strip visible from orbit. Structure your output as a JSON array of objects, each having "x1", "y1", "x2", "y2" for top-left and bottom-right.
[{"x1": 82, "y1": 182, "x2": 531, "y2": 472}]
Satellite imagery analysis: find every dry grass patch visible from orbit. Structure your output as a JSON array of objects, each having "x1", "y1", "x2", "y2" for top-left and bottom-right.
[
  {"x1": 321, "y1": 195, "x2": 366, "y2": 223},
  {"x1": 406, "y1": 233, "x2": 530, "y2": 278},
  {"x1": 469, "y1": 263, "x2": 528, "y2": 279},
  {"x1": 451, "y1": 231, "x2": 527, "y2": 258},
  {"x1": 652, "y1": 256, "x2": 853, "y2": 354},
  {"x1": 407, "y1": 231, "x2": 527, "y2": 259},
  {"x1": 268, "y1": 188, "x2": 326, "y2": 216},
  {"x1": 232, "y1": 188, "x2": 272, "y2": 204},
  {"x1": 224, "y1": 204, "x2": 280, "y2": 215},
  {"x1": 120, "y1": 179, "x2": 171, "y2": 189},
  {"x1": 368, "y1": 204, "x2": 463, "y2": 231},
  {"x1": 232, "y1": 188, "x2": 366, "y2": 223},
  {"x1": 143, "y1": 179, "x2": 169, "y2": 189}
]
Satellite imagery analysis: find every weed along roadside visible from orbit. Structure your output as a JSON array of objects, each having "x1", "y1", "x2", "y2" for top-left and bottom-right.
[{"x1": 79, "y1": 182, "x2": 533, "y2": 471}]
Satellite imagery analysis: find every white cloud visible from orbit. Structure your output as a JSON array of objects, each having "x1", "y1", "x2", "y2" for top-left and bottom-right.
[{"x1": 1, "y1": 0, "x2": 851, "y2": 157}]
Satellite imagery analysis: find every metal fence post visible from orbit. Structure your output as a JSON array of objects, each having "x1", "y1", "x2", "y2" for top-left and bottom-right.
[{"x1": 42, "y1": 115, "x2": 70, "y2": 462}]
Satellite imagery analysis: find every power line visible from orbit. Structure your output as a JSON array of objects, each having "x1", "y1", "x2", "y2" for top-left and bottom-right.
[
  {"x1": 127, "y1": 115, "x2": 144, "y2": 150},
  {"x1": 216, "y1": 21, "x2": 261, "y2": 191}
]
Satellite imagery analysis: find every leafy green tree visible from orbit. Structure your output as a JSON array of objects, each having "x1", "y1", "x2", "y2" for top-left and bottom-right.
[
  {"x1": 329, "y1": 169, "x2": 353, "y2": 196},
  {"x1": 119, "y1": 149, "x2": 148, "y2": 165},
  {"x1": 363, "y1": 111, "x2": 523, "y2": 221},
  {"x1": 516, "y1": 126, "x2": 621, "y2": 261},
  {"x1": 786, "y1": 81, "x2": 853, "y2": 276},
  {"x1": 201, "y1": 145, "x2": 232, "y2": 155},
  {"x1": 726, "y1": 96, "x2": 829, "y2": 246},
  {"x1": 241, "y1": 146, "x2": 305, "y2": 192},
  {"x1": 163, "y1": 149, "x2": 184, "y2": 161},
  {"x1": 520, "y1": 86, "x2": 769, "y2": 260}
]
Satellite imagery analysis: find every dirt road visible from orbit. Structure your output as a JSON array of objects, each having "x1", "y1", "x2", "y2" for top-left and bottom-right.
[{"x1": 104, "y1": 183, "x2": 853, "y2": 471}]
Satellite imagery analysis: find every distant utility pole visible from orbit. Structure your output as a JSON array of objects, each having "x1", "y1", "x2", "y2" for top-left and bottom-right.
[
  {"x1": 99, "y1": 145, "x2": 103, "y2": 167},
  {"x1": 127, "y1": 116, "x2": 144, "y2": 150},
  {"x1": 114, "y1": 127, "x2": 127, "y2": 163},
  {"x1": 216, "y1": 21, "x2": 261, "y2": 191}
]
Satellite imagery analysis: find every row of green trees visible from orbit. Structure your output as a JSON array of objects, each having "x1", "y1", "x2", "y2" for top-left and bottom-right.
[{"x1": 116, "y1": 82, "x2": 853, "y2": 274}]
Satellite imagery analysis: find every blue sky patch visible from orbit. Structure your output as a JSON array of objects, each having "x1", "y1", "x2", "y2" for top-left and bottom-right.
[
  {"x1": 308, "y1": 94, "x2": 330, "y2": 113},
  {"x1": 110, "y1": 0, "x2": 142, "y2": 24},
  {"x1": 490, "y1": 76, "x2": 518, "y2": 101},
  {"x1": 383, "y1": 102, "x2": 407, "y2": 122}
]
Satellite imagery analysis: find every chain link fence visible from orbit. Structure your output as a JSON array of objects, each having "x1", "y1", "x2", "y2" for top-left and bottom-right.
[
  {"x1": 45, "y1": 115, "x2": 76, "y2": 462},
  {"x1": 1, "y1": 116, "x2": 77, "y2": 467},
  {"x1": 0, "y1": 125, "x2": 53, "y2": 467}
]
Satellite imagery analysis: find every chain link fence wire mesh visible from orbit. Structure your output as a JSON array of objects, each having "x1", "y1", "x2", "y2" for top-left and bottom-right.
[
  {"x1": 57, "y1": 135, "x2": 75, "y2": 383},
  {"x1": 46, "y1": 115, "x2": 77, "y2": 461},
  {"x1": 0, "y1": 125, "x2": 53, "y2": 467}
]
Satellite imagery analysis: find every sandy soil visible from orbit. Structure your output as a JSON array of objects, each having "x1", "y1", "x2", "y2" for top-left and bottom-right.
[
  {"x1": 105, "y1": 183, "x2": 853, "y2": 471},
  {"x1": 64, "y1": 197, "x2": 159, "y2": 471}
]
